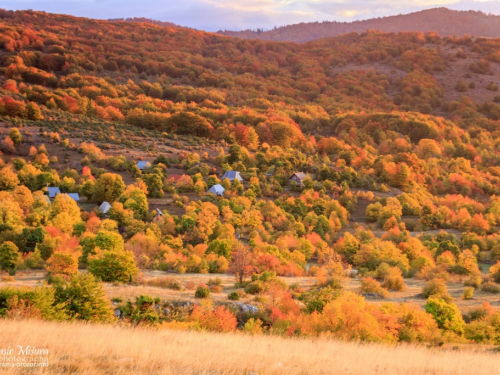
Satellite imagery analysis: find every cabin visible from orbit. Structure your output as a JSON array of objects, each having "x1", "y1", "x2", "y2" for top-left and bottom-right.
[
  {"x1": 67, "y1": 193, "x2": 80, "y2": 202},
  {"x1": 47, "y1": 187, "x2": 61, "y2": 198},
  {"x1": 289, "y1": 172, "x2": 307, "y2": 186},
  {"x1": 153, "y1": 208, "x2": 163, "y2": 222},
  {"x1": 207, "y1": 184, "x2": 225, "y2": 196},
  {"x1": 136, "y1": 161, "x2": 151, "y2": 170},
  {"x1": 221, "y1": 170, "x2": 243, "y2": 182},
  {"x1": 99, "y1": 201, "x2": 112, "y2": 215}
]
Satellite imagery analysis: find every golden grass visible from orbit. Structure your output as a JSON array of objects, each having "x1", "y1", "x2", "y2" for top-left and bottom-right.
[{"x1": 0, "y1": 319, "x2": 499, "y2": 375}]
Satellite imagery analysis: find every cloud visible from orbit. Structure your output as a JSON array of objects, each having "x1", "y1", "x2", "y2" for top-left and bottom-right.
[{"x1": 2, "y1": 0, "x2": 500, "y2": 31}]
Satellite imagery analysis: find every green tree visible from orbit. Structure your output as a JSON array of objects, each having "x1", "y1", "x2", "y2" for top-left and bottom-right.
[
  {"x1": 54, "y1": 273, "x2": 114, "y2": 322},
  {"x1": 92, "y1": 173, "x2": 126, "y2": 203},
  {"x1": 8, "y1": 128, "x2": 22, "y2": 145},
  {"x1": 88, "y1": 249, "x2": 138, "y2": 283},
  {"x1": 0, "y1": 241, "x2": 20, "y2": 275},
  {"x1": 26, "y1": 102, "x2": 43, "y2": 121},
  {"x1": 425, "y1": 297, "x2": 465, "y2": 335}
]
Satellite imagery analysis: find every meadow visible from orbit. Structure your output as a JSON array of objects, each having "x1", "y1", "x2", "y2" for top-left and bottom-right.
[{"x1": 0, "y1": 319, "x2": 499, "y2": 375}]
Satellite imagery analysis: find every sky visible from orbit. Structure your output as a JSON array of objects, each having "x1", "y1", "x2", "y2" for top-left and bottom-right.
[{"x1": 2, "y1": 0, "x2": 500, "y2": 31}]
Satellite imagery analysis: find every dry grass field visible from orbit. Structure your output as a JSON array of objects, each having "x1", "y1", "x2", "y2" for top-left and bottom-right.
[
  {"x1": 4, "y1": 270, "x2": 499, "y2": 314},
  {"x1": 0, "y1": 319, "x2": 499, "y2": 375}
]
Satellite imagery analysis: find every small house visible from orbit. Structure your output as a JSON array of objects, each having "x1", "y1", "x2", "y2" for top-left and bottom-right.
[
  {"x1": 99, "y1": 201, "x2": 112, "y2": 215},
  {"x1": 222, "y1": 170, "x2": 243, "y2": 182},
  {"x1": 153, "y1": 208, "x2": 163, "y2": 222},
  {"x1": 207, "y1": 184, "x2": 225, "y2": 196},
  {"x1": 289, "y1": 172, "x2": 307, "y2": 186},
  {"x1": 47, "y1": 187, "x2": 61, "y2": 198},
  {"x1": 67, "y1": 193, "x2": 80, "y2": 202},
  {"x1": 136, "y1": 161, "x2": 151, "y2": 170}
]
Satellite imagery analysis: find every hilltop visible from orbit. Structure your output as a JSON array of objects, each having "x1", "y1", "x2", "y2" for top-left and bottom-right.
[{"x1": 218, "y1": 8, "x2": 500, "y2": 43}]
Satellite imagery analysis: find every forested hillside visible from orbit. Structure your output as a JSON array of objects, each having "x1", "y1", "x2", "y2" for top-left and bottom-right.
[
  {"x1": 3, "y1": 9, "x2": 500, "y2": 345},
  {"x1": 219, "y1": 8, "x2": 500, "y2": 43}
]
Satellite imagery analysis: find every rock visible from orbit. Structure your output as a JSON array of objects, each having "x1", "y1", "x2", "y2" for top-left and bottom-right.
[{"x1": 114, "y1": 309, "x2": 122, "y2": 317}]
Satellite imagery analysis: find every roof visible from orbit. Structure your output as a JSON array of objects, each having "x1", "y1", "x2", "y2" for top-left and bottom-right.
[
  {"x1": 136, "y1": 161, "x2": 150, "y2": 170},
  {"x1": 41, "y1": 195, "x2": 51, "y2": 204},
  {"x1": 67, "y1": 193, "x2": 80, "y2": 202},
  {"x1": 99, "y1": 201, "x2": 112, "y2": 214},
  {"x1": 222, "y1": 170, "x2": 243, "y2": 182},
  {"x1": 47, "y1": 187, "x2": 61, "y2": 198},
  {"x1": 207, "y1": 184, "x2": 225, "y2": 196},
  {"x1": 156, "y1": 208, "x2": 163, "y2": 216},
  {"x1": 290, "y1": 172, "x2": 307, "y2": 181}
]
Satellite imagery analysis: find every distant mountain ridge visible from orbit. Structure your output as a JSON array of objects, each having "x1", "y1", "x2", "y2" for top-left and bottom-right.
[
  {"x1": 217, "y1": 8, "x2": 500, "y2": 43},
  {"x1": 108, "y1": 17, "x2": 182, "y2": 29}
]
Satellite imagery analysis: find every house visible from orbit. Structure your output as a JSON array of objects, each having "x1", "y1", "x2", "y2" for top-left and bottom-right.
[
  {"x1": 99, "y1": 201, "x2": 112, "y2": 215},
  {"x1": 47, "y1": 187, "x2": 61, "y2": 198},
  {"x1": 289, "y1": 172, "x2": 307, "y2": 186},
  {"x1": 67, "y1": 193, "x2": 80, "y2": 202},
  {"x1": 136, "y1": 161, "x2": 151, "y2": 170},
  {"x1": 153, "y1": 208, "x2": 163, "y2": 222},
  {"x1": 207, "y1": 184, "x2": 225, "y2": 196},
  {"x1": 221, "y1": 170, "x2": 243, "y2": 182}
]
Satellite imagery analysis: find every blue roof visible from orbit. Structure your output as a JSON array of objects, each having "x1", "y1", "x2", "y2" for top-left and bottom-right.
[
  {"x1": 136, "y1": 161, "x2": 150, "y2": 170},
  {"x1": 47, "y1": 187, "x2": 61, "y2": 198},
  {"x1": 207, "y1": 184, "x2": 225, "y2": 196},
  {"x1": 67, "y1": 193, "x2": 80, "y2": 202},
  {"x1": 222, "y1": 171, "x2": 243, "y2": 181}
]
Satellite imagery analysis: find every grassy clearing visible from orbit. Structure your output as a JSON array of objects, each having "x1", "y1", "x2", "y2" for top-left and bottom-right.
[{"x1": 0, "y1": 319, "x2": 499, "y2": 375}]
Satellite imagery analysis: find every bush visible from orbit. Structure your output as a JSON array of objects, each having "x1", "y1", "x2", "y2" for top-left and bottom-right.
[
  {"x1": 421, "y1": 278, "x2": 452, "y2": 302},
  {"x1": 463, "y1": 287, "x2": 474, "y2": 300},
  {"x1": 360, "y1": 277, "x2": 388, "y2": 298},
  {"x1": 464, "y1": 275, "x2": 482, "y2": 289},
  {"x1": 481, "y1": 282, "x2": 500, "y2": 294},
  {"x1": 425, "y1": 298, "x2": 465, "y2": 335},
  {"x1": 228, "y1": 291, "x2": 241, "y2": 300},
  {"x1": 195, "y1": 285, "x2": 210, "y2": 298}
]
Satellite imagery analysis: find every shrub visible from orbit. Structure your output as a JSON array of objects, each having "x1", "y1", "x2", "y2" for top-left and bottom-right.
[
  {"x1": 421, "y1": 278, "x2": 452, "y2": 302},
  {"x1": 489, "y1": 261, "x2": 500, "y2": 283},
  {"x1": 195, "y1": 285, "x2": 210, "y2": 299},
  {"x1": 464, "y1": 275, "x2": 482, "y2": 289},
  {"x1": 381, "y1": 267, "x2": 406, "y2": 291},
  {"x1": 228, "y1": 291, "x2": 241, "y2": 300},
  {"x1": 463, "y1": 287, "x2": 474, "y2": 300},
  {"x1": 481, "y1": 282, "x2": 500, "y2": 294},
  {"x1": 360, "y1": 277, "x2": 388, "y2": 298}
]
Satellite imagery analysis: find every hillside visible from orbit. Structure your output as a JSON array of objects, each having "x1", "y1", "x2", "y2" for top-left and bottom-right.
[
  {"x1": 218, "y1": 8, "x2": 500, "y2": 43},
  {"x1": 1, "y1": 319, "x2": 499, "y2": 375},
  {"x1": 3, "y1": 9, "x2": 500, "y2": 351}
]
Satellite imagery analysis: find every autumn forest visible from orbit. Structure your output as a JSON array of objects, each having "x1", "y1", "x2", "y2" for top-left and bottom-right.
[{"x1": 2, "y1": 8, "x2": 500, "y2": 367}]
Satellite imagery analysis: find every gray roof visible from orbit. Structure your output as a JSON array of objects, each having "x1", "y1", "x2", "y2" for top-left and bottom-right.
[
  {"x1": 47, "y1": 187, "x2": 61, "y2": 198},
  {"x1": 67, "y1": 193, "x2": 80, "y2": 202},
  {"x1": 136, "y1": 161, "x2": 150, "y2": 170},
  {"x1": 290, "y1": 172, "x2": 307, "y2": 181},
  {"x1": 41, "y1": 195, "x2": 51, "y2": 204},
  {"x1": 99, "y1": 201, "x2": 112, "y2": 214},
  {"x1": 207, "y1": 184, "x2": 225, "y2": 196},
  {"x1": 222, "y1": 170, "x2": 243, "y2": 182}
]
